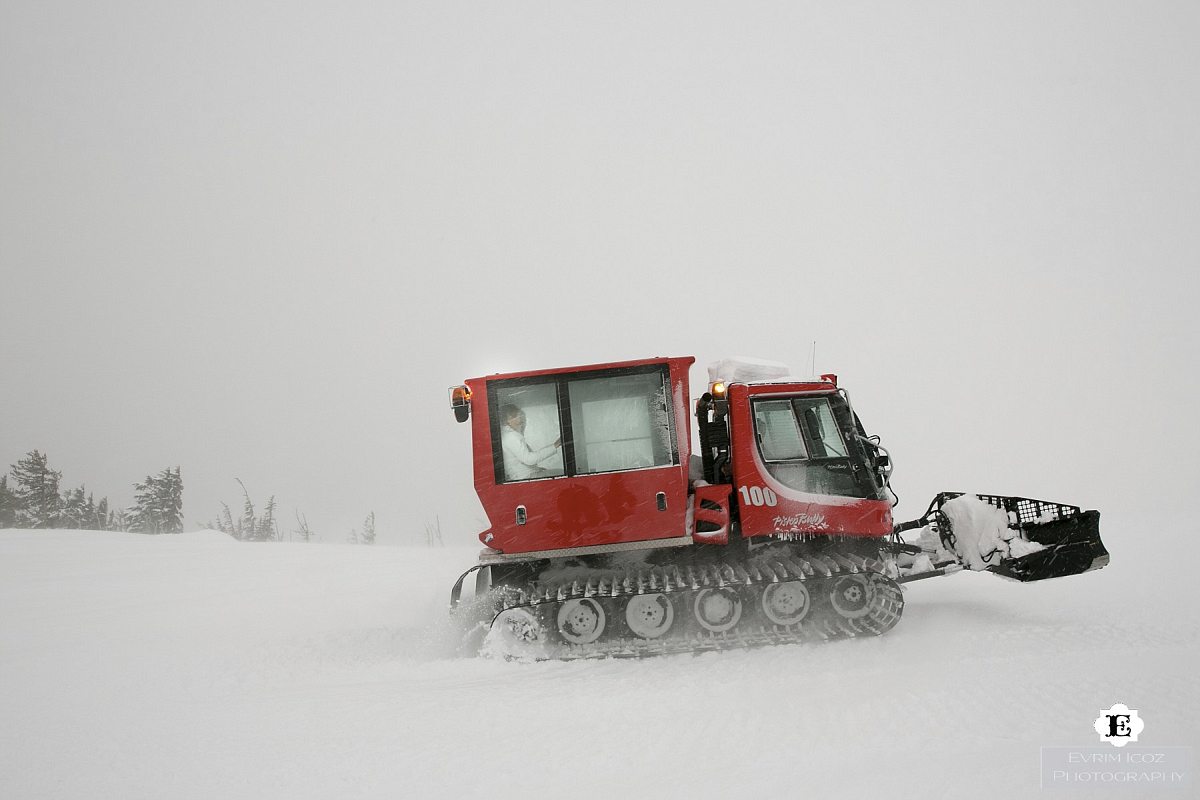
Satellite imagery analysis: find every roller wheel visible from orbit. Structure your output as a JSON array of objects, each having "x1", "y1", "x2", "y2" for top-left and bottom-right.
[
  {"x1": 829, "y1": 575, "x2": 872, "y2": 620},
  {"x1": 693, "y1": 588, "x2": 742, "y2": 633},
  {"x1": 556, "y1": 598, "x2": 606, "y2": 644},
  {"x1": 625, "y1": 593, "x2": 674, "y2": 639},
  {"x1": 761, "y1": 581, "x2": 811, "y2": 626},
  {"x1": 495, "y1": 607, "x2": 542, "y2": 645}
]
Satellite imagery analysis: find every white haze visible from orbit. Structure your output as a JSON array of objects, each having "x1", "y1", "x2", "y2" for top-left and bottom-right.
[{"x1": 2, "y1": 2, "x2": 1198, "y2": 543}]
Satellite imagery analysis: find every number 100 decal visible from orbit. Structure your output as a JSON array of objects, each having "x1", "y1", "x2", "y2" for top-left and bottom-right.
[{"x1": 738, "y1": 485, "x2": 778, "y2": 507}]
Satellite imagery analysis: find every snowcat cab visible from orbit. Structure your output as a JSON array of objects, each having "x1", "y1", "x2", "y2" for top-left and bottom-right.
[
  {"x1": 696, "y1": 373, "x2": 894, "y2": 542},
  {"x1": 448, "y1": 356, "x2": 1109, "y2": 660},
  {"x1": 450, "y1": 356, "x2": 694, "y2": 557}
]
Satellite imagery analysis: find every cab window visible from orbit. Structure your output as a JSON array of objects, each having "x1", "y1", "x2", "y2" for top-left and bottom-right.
[
  {"x1": 794, "y1": 397, "x2": 848, "y2": 458},
  {"x1": 567, "y1": 371, "x2": 674, "y2": 474},
  {"x1": 489, "y1": 365, "x2": 677, "y2": 484},
  {"x1": 492, "y1": 381, "x2": 565, "y2": 482},
  {"x1": 754, "y1": 400, "x2": 808, "y2": 461}
]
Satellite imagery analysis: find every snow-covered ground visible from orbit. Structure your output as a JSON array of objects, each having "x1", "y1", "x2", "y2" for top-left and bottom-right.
[{"x1": 2, "y1": 516, "x2": 1196, "y2": 799}]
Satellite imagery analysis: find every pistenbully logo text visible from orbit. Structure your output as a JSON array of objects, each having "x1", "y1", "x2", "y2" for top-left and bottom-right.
[{"x1": 1094, "y1": 703, "x2": 1144, "y2": 747}]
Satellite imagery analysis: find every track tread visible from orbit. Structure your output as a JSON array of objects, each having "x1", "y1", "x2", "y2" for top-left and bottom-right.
[{"x1": 484, "y1": 551, "x2": 905, "y2": 660}]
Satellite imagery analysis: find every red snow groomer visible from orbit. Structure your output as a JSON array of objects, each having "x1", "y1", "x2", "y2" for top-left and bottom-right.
[{"x1": 448, "y1": 356, "x2": 1108, "y2": 659}]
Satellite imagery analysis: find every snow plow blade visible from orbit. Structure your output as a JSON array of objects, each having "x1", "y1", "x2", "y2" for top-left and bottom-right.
[
  {"x1": 987, "y1": 510, "x2": 1106, "y2": 581},
  {"x1": 895, "y1": 493, "x2": 1109, "y2": 583}
]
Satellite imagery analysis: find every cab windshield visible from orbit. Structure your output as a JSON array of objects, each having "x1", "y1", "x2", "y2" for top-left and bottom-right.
[{"x1": 752, "y1": 395, "x2": 873, "y2": 497}]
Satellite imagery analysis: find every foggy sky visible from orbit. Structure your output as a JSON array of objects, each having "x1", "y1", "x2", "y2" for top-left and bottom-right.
[{"x1": 2, "y1": 1, "x2": 1197, "y2": 544}]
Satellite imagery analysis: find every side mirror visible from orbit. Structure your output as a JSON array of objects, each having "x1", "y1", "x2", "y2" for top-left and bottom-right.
[{"x1": 448, "y1": 385, "x2": 471, "y2": 423}]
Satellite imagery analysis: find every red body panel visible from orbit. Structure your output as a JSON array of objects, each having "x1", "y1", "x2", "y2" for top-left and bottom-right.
[
  {"x1": 728, "y1": 383, "x2": 893, "y2": 539},
  {"x1": 467, "y1": 357, "x2": 694, "y2": 554}
]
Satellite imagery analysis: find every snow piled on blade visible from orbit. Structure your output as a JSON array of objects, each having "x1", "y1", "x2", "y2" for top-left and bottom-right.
[{"x1": 941, "y1": 494, "x2": 1045, "y2": 570}]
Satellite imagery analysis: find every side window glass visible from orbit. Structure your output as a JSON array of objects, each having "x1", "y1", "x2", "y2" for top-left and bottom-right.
[
  {"x1": 754, "y1": 400, "x2": 808, "y2": 461},
  {"x1": 568, "y1": 371, "x2": 674, "y2": 474},
  {"x1": 493, "y1": 382, "x2": 565, "y2": 482}
]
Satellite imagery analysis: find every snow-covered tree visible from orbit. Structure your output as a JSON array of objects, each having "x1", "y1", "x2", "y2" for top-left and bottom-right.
[
  {"x1": 60, "y1": 486, "x2": 89, "y2": 529},
  {"x1": 0, "y1": 476, "x2": 17, "y2": 528},
  {"x1": 162, "y1": 467, "x2": 184, "y2": 531},
  {"x1": 213, "y1": 502, "x2": 237, "y2": 537},
  {"x1": 251, "y1": 495, "x2": 278, "y2": 542},
  {"x1": 83, "y1": 492, "x2": 97, "y2": 529},
  {"x1": 94, "y1": 496, "x2": 110, "y2": 530},
  {"x1": 360, "y1": 512, "x2": 376, "y2": 545},
  {"x1": 58, "y1": 486, "x2": 107, "y2": 530},
  {"x1": 128, "y1": 467, "x2": 183, "y2": 534},
  {"x1": 209, "y1": 480, "x2": 276, "y2": 541},
  {"x1": 10, "y1": 450, "x2": 62, "y2": 529},
  {"x1": 107, "y1": 505, "x2": 129, "y2": 532},
  {"x1": 238, "y1": 489, "x2": 255, "y2": 537}
]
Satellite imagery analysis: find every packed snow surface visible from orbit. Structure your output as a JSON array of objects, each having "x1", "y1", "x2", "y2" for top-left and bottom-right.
[{"x1": 1, "y1": 520, "x2": 1197, "y2": 799}]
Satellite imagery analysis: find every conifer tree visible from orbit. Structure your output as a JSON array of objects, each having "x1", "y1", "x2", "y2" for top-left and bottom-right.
[
  {"x1": 0, "y1": 476, "x2": 17, "y2": 528},
  {"x1": 128, "y1": 467, "x2": 184, "y2": 534},
  {"x1": 252, "y1": 495, "x2": 277, "y2": 542},
  {"x1": 214, "y1": 502, "x2": 237, "y2": 538},
  {"x1": 238, "y1": 483, "x2": 256, "y2": 538},
  {"x1": 94, "y1": 496, "x2": 110, "y2": 531},
  {"x1": 108, "y1": 507, "x2": 129, "y2": 532},
  {"x1": 360, "y1": 512, "x2": 376, "y2": 545},
  {"x1": 209, "y1": 480, "x2": 274, "y2": 541},
  {"x1": 161, "y1": 467, "x2": 183, "y2": 532},
  {"x1": 60, "y1": 486, "x2": 88, "y2": 529},
  {"x1": 11, "y1": 451, "x2": 62, "y2": 529},
  {"x1": 128, "y1": 477, "x2": 157, "y2": 532}
]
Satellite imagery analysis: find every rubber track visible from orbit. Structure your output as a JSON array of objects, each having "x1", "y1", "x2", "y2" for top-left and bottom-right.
[{"x1": 483, "y1": 553, "x2": 904, "y2": 660}]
